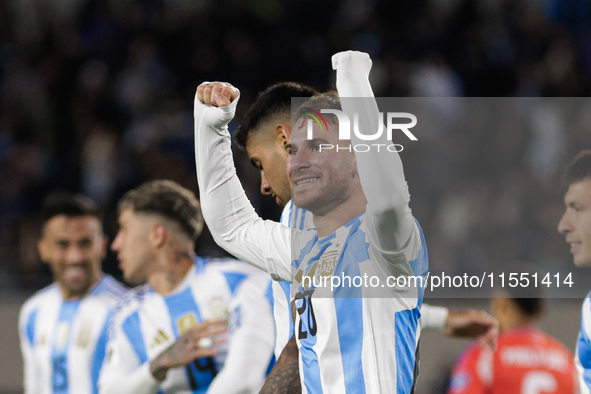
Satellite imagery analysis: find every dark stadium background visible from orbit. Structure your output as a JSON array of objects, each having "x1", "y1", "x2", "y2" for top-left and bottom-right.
[{"x1": 0, "y1": 0, "x2": 590, "y2": 392}]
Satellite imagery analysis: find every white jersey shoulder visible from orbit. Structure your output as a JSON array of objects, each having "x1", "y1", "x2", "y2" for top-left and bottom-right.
[
  {"x1": 100, "y1": 257, "x2": 274, "y2": 394},
  {"x1": 19, "y1": 275, "x2": 127, "y2": 394}
]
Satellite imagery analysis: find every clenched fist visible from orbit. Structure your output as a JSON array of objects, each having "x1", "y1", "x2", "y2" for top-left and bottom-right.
[{"x1": 197, "y1": 82, "x2": 239, "y2": 107}]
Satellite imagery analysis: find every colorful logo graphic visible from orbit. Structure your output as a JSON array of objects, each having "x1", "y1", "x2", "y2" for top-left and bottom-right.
[{"x1": 302, "y1": 107, "x2": 328, "y2": 131}]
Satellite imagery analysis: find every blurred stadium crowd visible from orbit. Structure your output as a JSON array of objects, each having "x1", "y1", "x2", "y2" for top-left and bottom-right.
[{"x1": 1, "y1": 0, "x2": 591, "y2": 291}]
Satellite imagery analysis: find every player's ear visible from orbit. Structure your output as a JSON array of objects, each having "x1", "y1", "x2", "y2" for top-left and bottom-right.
[
  {"x1": 276, "y1": 124, "x2": 291, "y2": 146},
  {"x1": 151, "y1": 223, "x2": 167, "y2": 248}
]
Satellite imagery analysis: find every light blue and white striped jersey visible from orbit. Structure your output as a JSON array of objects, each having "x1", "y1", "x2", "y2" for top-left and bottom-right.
[
  {"x1": 193, "y1": 51, "x2": 429, "y2": 393},
  {"x1": 99, "y1": 257, "x2": 275, "y2": 394},
  {"x1": 292, "y1": 214, "x2": 428, "y2": 394},
  {"x1": 271, "y1": 201, "x2": 314, "y2": 358},
  {"x1": 576, "y1": 293, "x2": 591, "y2": 393},
  {"x1": 18, "y1": 275, "x2": 127, "y2": 394}
]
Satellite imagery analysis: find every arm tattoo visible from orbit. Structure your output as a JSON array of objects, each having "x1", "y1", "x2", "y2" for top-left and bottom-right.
[{"x1": 260, "y1": 336, "x2": 301, "y2": 394}]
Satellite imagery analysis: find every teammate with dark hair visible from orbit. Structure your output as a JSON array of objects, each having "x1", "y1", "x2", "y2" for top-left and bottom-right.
[
  {"x1": 19, "y1": 193, "x2": 127, "y2": 394},
  {"x1": 99, "y1": 180, "x2": 275, "y2": 393}
]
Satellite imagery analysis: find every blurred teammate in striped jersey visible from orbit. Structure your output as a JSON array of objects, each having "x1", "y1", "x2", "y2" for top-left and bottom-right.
[
  {"x1": 98, "y1": 180, "x2": 275, "y2": 393},
  {"x1": 19, "y1": 194, "x2": 127, "y2": 394},
  {"x1": 558, "y1": 150, "x2": 591, "y2": 393}
]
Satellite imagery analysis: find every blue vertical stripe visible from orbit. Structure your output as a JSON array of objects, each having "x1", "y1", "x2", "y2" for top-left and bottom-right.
[
  {"x1": 122, "y1": 311, "x2": 148, "y2": 364},
  {"x1": 263, "y1": 280, "x2": 277, "y2": 376},
  {"x1": 293, "y1": 234, "x2": 321, "y2": 272},
  {"x1": 25, "y1": 308, "x2": 38, "y2": 345},
  {"x1": 394, "y1": 308, "x2": 419, "y2": 394},
  {"x1": 578, "y1": 330, "x2": 591, "y2": 390},
  {"x1": 578, "y1": 298, "x2": 591, "y2": 390},
  {"x1": 91, "y1": 310, "x2": 112, "y2": 394},
  {"x1": 222, "y1": 272, "x2": 247, "y2": 296},
  {"x1": 164, "y1": 287, "x2": 211, "y2": 393},
  {"x1": 278, "y1": 281, "x2": 294, "y2": 338},
  {"x1": 334, "y1": 297, "x2": 365, "y2": 393},
  {"x1": 51, "y1": 300, "x2": 81, "y2": 394},
  {"x1": 335, "y1": 222, "x2": 366, "y2": 393},
  {"x1": 265, "y1": 280, "x2": 274, "y2": 311},
  {"x1": 299, "y1": 208, "x2": 307, "y2": 230},
  {"x1": 164, "y1": 287, "x2": 203, "y2": 329}
]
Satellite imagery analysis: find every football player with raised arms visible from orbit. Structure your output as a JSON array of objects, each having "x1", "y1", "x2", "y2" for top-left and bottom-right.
[
  {"x1": 234, "y1": 81, "x2": 498, "y2": 392},
  {"x1": 194, "y1": 51, "x2": 427, "y2": 392}
]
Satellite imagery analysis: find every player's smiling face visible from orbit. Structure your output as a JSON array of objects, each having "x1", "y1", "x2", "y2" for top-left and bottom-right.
[
  {"x1": 558, "y1": 177, "x2": 591, "y2": 266},
  {"x1": 38, "y1": 215, "x2": 106, "y2": 300},
  {"x1": 287, "y1": 118, "x2": 358, "y2": 215},
  {"x1": 111, "y1": 208, "x2": 154, "y2": 284},
  {"x1": 246, "y1": 127, "x2": 291, "y2": 207}
]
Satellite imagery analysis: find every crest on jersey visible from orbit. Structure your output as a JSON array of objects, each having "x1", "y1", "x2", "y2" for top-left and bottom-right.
[
  {"x1": 178, "y1": 313, "x2": 198, "y2": 335},
  {"x1": 75, "y1": 320, "x2": 92, "y2": 348},
  {"x1": 298, "y1": 244, "x2": 340, "y2": 289},
  {"x1": 317, "y1": 249, "x2": 338, "y2": 277},
  {"x1": 208, "y1": 297, "x2": 229, "y2": 320},
  {"x1": 56, "y1": 322, "x2": 70, "y2": 349}
]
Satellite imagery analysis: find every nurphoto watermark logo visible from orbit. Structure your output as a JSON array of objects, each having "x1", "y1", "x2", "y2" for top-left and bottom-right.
[{"x1": 303, "y1": 107, "x2": 418, "y2": 152}]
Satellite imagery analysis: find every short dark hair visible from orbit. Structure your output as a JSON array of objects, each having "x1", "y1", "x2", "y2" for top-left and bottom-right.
[
  {"x1": 42, "y1": 193, "x2": 102, "y2": 224},
  {"x1": 564, "y1": 149, "x2": 591, "y2": 186},
  {"x1": 510, "y1": 298, "x2": 544, "y2": 317},
  {"x1": 234, "y1": 82, "x2": 318, "y2": 150},
  {"x1": 118, "y1": 180, "x2": 204, "y2": 241},
  {"x1": 503, "y1": 266, "x2": 544, "y2": 317}
]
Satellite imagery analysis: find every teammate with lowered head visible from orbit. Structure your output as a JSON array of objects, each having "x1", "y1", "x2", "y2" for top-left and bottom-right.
[{"x1": 99, "y1": 180, "x2": 275, "y2": 394}]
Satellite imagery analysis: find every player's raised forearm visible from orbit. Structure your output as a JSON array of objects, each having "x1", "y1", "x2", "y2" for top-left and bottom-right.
[
  {"x1": 193, "y1": 84, "x2": 291, "y2": 280},
  {"x1": 333, "y1": 51, "x2": 414, "y2": 252}
]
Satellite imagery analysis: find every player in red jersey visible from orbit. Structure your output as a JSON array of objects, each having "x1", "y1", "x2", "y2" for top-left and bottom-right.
[{"x1": 448, "y1": 292, "x2": 577, "y2": 394}]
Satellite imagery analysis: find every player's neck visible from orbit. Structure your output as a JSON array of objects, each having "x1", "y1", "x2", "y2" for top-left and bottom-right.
[
  {"x1": 148, "y1": 248, "x2": 195, "y2": 295},
  {"x1": 313, "y1": 196, "x2": 366, "y2": 237},
  {"x1": 501, "y1": 316, "x2": 538, "y2": 332},
  {"x1": 60, "y1": 272, "x2": 104, "y2": 300}
]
